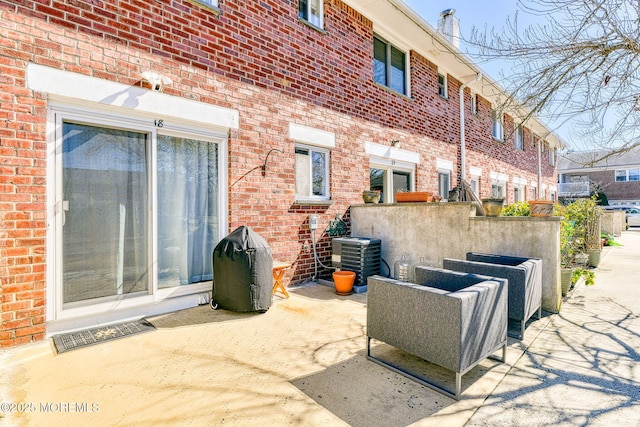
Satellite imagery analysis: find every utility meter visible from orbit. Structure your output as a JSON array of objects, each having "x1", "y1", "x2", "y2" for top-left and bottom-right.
[{"x1": 309, "y1": 214, "x2": 319, "y2": 230}]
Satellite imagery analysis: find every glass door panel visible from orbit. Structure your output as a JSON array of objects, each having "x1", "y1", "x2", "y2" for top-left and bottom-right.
[
  {"x1": 62, "y1": 122, "x2": 149, "y2": 304},
  {"x1": 370, "y1": 168, "x2": 386, "y2": 202},
  {"x1": 393, "y1": 171, "x2": 411, "y2": 201},
  {"x1": 157, "y1": 135, "x2": 218, "y2": 288}
]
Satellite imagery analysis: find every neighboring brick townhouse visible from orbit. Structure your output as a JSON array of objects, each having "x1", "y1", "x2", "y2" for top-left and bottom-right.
[
  {"x1": 0, "y1": 0, "x2": 561, "y2": 347},
  {"x1": 558, "y1": 147, "x2": 640, "y2": 205}
]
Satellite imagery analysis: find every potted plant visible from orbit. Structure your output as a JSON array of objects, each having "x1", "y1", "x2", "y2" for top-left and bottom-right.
[
  {"x1": 584, "y1": 204, "x2": 602, "y2": 267},
  {"x1": 501, "y1": 201, "x2": 531, "y2": 217},
  {"x1": 559, "y1": 215, "x2": 576, "y2": 296}
]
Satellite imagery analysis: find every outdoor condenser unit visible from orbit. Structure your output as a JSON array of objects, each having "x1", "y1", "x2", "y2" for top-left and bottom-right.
[{"x1": 331, "y1": 237, "x2": 381, "y2": 290}]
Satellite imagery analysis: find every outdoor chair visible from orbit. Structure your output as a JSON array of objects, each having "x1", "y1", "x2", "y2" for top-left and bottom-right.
[
  {"x1": 366, "y1": 266, "x2": 508, "y2": 400},
  {"x1": 443, "y1": 252, "x2": 542, "y2": 339}
]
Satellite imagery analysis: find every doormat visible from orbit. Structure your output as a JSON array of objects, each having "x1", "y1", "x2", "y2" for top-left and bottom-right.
[{"x1": 52, "y1": 319, "x2": 156, "y2": 354}]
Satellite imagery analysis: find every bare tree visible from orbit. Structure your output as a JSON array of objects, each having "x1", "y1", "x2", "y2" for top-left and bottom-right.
[{"x1": 468, "y1": 0, "x2": 640, "y2": 163}]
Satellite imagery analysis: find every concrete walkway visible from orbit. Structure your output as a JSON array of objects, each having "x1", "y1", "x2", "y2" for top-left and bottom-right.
[{"x1": 1, "y1": 230, "x2": 639, "y2": 427}]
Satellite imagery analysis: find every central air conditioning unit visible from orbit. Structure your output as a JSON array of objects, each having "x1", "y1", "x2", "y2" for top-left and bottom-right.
[{"x1": 331, "y1": 237, "x2": 381, "y2": 292}]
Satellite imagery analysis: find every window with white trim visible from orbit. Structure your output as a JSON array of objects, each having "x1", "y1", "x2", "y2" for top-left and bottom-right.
[
  {"x1": 615, "y1": 169, "x2": 640, "y2": 182},
  {"x1": 295, "y1": 144, "x2": 330, "y2": 200},
  {"x1": 470, "y1": 93, "x2": 478, "y2": 114},
  {"x1": 492, "y1": 110, "x2": 503, "y2": 141},
  {"x1": 299, "y1": 0, "x2": 323, "y2": 28},
  {"x1": 549, "y1": 147, "x2": 556, "y2": 166},
  {"x1": 514, "y1": 124, "x2": 524, "y2": 150},
  {"x1": 193, "y1": 0, "x2": 219, "y2": 9},
  {"x1": 438, "y1": 73, "x2": 448, "y2": 98},
  {"x1": 492, "y1": 182, "x2": 505, "y2": 198},
  {"x1": 490, "y1": 172, "x2": 508, "y2": 198},
  {"x1": 438, "y1": 171, "x2": 451, "y2": 199},
  {"x1": 373, "y1": 34, "x2": 407, "y2": 95},
  {"x1": 470, "y1": 177, "x2": 479, "y2": 195}
]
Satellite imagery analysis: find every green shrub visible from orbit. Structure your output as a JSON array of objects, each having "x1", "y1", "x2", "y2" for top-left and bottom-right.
[{"x1": 501, "y1": 201, "x2": 530, "y2": 216}]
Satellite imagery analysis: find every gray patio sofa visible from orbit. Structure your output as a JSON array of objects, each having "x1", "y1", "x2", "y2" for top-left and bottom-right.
[
  {"x1": 366, "y1": 266, "x2": 508, "y2": 400},
  {"x1": 443, "y1": 252, "x2": 542, "y2": 339}
]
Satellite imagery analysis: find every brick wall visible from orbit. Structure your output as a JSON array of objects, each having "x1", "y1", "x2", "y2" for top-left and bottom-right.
[
  {"x1": 0, "y1": 0, "x2": 558, "y2": 346},
  {"x1": 588, "y1": 170, "x2": 640, "y2": 202},
  {"x1": 0, "y1": 29, "x2": 48, "y2": 346}
]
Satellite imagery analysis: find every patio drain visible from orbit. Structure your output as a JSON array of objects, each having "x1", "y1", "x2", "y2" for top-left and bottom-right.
[{"x1": 52, "y1": 319, "x2": 156, "y2": 354}]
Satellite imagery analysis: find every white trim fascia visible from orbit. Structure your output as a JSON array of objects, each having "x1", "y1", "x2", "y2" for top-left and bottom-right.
[
  {"x1": 436, "y1": 158, "x2": 454, "y2": 171},
  {"x1": 365, "y1": 141, "x2": 420, "y2": 164},
  {"x1": 469, "y1": 166, "x2": 482, "y2": 177},
  {"x1": 490, "y1": 171, "x2": 508, "y2": 183},
  {"x1": 289, "y1": 123, "x2": 336, "y2": 148},
  {"x1": 27, "y1": 63, "x2": 239, "y2": 130},
  {"x1": 513, "y1": 177, "x2": 527, "y2": 186}
]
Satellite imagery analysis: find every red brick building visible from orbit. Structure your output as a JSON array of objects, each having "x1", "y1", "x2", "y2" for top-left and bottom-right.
[
  {"x1": 558, "y1": 148, "x2": 640, "y2": 205},
  {"x1": 0, "y1": 0, "x2": 561, "y2": 347}
]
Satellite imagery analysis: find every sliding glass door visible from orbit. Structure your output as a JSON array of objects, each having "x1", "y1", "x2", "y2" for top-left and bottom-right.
[{"x1": 56, "y1": 114, "x2": 223, "y2": 311}]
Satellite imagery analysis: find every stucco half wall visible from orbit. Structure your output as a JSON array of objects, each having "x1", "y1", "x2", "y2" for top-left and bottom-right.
[{"x1": 350, "y1": 202, "x2": 562, "y2": 313}]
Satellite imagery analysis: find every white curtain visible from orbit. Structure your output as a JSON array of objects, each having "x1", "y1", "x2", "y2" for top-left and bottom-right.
[{"x1": 157, "y1": 135, "x2": 218, "y2": 288}]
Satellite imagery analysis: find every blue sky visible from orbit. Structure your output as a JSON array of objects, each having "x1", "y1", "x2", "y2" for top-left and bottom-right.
[
  {"x1": 403, "y1": 1, "x2": 526, "y2": 81},
  {"x1": 403, "y1": 1, "x2": 574, "y2": 145},
  {"x1": 404, "y1": 0, "x2": 520, "y2": 31}
]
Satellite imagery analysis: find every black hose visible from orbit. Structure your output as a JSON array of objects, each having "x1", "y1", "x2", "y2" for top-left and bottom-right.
[{"x1": 381, "y1": 257, "x2": 391, "y2": 278}]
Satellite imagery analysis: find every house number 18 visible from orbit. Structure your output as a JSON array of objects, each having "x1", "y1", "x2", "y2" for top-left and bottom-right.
[{"x1": 154, "y1": 119, "x2": 164, "y2": 127}]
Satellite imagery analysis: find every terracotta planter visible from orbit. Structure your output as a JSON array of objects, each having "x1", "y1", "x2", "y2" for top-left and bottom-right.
[
  {"x1": 333, "y1": 271, "x2": 356, "y2": 295},
  {"x1": 481, "y1": 198, "x2": 504, "y2": 217},
  {"x1": 529, "y1": 200, "x2": 555, "y2": 217},
  {"x1": 395, "y1": 191, "x2": 434, "y2": 203}
]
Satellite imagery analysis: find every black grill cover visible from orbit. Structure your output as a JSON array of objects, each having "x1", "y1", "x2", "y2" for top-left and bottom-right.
[{"x1": 211, "y1": 226, "x2": 273, "y2": 312}]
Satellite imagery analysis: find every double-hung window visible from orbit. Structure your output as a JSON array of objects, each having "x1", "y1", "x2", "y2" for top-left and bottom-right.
[
  {"x1": 295, "y1": 145, "x2": 330, "y2": 200},
  {"x1": 492, "y1": 110, "x2": 504, "y2": 141},
  {"x1": 438, "y1": 73, "x2": 448, "y2": 98},
  {"x1": 437, "y1": 158, "x2": 453, "y2": 200},
  {"x1": 470, "y1": 93, "x2": 478, "y2": 114},
  {"x1": 299, "y1": 0, "x2": 323, "y2": 28},
  {"x1": 438, "y1": 171, "x2": 451, "y2": 198},
  {"x1": 491, "y1": 183, "x2": 505, "y2": 198},
  {"x1": 373, "y1": 35, "x2": 407, "y2": 95},
  {"x1": 514, "y1": 125, "x2": 524, "y2": 150}
]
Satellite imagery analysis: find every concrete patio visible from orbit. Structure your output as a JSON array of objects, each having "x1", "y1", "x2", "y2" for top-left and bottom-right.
[{"x1": 1, "y1": 230, "x2": 639, "y2": 427}]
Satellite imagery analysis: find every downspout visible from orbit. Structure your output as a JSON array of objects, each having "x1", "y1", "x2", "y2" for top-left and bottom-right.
[
  {"x1": 459, "y1": 73, "x2": 482, "y2": 183},
  {"x1": 537, "y1": 135, "x2": 543, "y2": 199}
]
